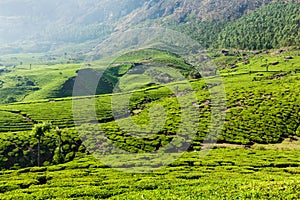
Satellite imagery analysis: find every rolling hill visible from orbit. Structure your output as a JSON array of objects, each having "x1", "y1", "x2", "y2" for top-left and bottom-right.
[{"x1": 0, "y1": 47, "x2": 299, "y2": 169}]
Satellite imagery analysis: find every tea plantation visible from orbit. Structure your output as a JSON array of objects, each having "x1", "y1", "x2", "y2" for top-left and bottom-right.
[
  {"x1": 0, "y1": 48, "x2": 300, "y2": 198},
  {"x1": 1, "y1": 148, "x2": 300, "y2": 199}
]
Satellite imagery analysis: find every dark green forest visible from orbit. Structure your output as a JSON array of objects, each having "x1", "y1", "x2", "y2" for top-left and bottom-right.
[
  {"x1": 218, "y1": 2, "x2": 300, "y2": 50},
  {"x1": 172, "y1": 2, "x2": 300, "y2": 50}
]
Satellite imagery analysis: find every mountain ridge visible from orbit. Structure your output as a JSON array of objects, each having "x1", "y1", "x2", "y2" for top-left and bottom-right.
[{"x1": 0, "y1": 0, "x2": 299, "y2": 54}]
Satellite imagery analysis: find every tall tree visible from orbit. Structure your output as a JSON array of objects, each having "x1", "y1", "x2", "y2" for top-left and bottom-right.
[
  {"x1": 53, "y1": 126, "x2": 64, "y2": 164},
  {"x1": 32, "y1": 122, "x2": 52, "y2": 167}
]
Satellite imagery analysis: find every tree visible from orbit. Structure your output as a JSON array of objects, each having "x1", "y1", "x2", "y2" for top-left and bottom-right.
[
  {"x1": 32, "y1": 122, "x2": 52, "y2": 167},
  {"x1": 55, "y1": 127, "x2": 62, "y2": 150},
  {"x1": 53, "y1": 127, "x2": 64, "y2": 164}
]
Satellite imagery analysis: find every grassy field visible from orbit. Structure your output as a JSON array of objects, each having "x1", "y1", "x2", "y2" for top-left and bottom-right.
[{"x1": 0, "y1": 48, "x2": 194, "y2": 103}]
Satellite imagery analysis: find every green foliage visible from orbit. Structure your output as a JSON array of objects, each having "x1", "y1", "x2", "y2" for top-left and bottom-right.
[
  {"x1": 0, "y1": 128, "x2": 82, "y2": 169},
  {"x1": 0, "y1": 60, "x2": 80, "y2": 103},
  {"x1": 32, "y1": 122, "x2": 52, "y2": 140},
  {"x1": 0, "y1": 47, "x2": 299, "y2": 198},
  {"x1": 218, "y1": 2, "x2": 300, "y2": 50},
  {"x1": 171, "y1": 20, "x2": 226, "y2": 49},
  {"x1": 0, "y1": 48, "x2": 193, "y2": 102},
  {"x1": 0, "y1": 110, "x2": 32, "y2": 132},
  {"x1": 0, "y1": 47, "x2": 299, "y2": 171},
  {"x1": 32, "y1": 122, "x2": 52, "y2": 167},
  {"x1": 1, "y1": 148, "x2": 300, "y2": 199},
  {"x1": 170, "y1": 2, "x2": 300, "y2": 50},
  {"x1": 0, "y1": 49, "x2": 300, "y2": 155}
]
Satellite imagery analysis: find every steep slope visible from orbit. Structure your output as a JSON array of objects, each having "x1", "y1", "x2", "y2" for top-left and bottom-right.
[
  {"x1": 218, "y1": 2, "x2": 300, "y2": 50},
  {"x1": 168, "y1": 1, "x2": 300, "y2": 50},
  {"x1": 0, "y1": 0, "x2": 149, "y2": 40},
  {"x1": 0, "y1": 0, "x2": 148, "y2": 53},
  {"x1": 118, "y1": 0, "x2": 274, "y2": 29},
  {"x1": 1, "y1": 0, "x2": 299, "y2": 53}
]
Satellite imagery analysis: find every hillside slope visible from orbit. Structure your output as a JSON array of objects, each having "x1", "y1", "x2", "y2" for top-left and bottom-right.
[
  {"x1": 118, "y1": 0, "x2": 274, "y2": 27},
  {"x1": 0, "y1": 49, "x2": 299, "y2": 169},
  {"x1": 218, "y1": 2, "x2": 300, "y2": 50},
  {"x1": 166, "y1": 1, "x2": 300, "y2": 49},
  {"x1": 0, "y1": 0, "x2": 148, "y2": 41},
  {"x1": 0, "y1": 0, "x2": 148, "y2": 54},
  {"x1": 1, "y1": 0, "x2": 300, "y2": 53}
]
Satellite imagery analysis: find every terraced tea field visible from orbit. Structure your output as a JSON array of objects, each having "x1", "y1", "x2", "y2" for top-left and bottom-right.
[
  {"x1": 1, "y1": 148, "x2": 300, "y2": 199},
  {"x1": 0, "y1": 48, "x2": 299, "y2": 199}
]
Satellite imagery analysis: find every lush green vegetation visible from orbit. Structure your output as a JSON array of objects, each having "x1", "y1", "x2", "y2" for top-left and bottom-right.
[
  {"x1": 0, "y1": 1, "x2": 300, "y2": 199},
  {"x1": 218, "y1": 2, "x2": 300, "y2": 50},
  {"x1": 0, "y1": 48, "x2": 299, "y2": 169},
  {"x1": 171, "y1": 2, "x2": 300, "y2": 50},
  {"x1": 0, "y1": 127, "x2": 83, "y2": 169},
  {"x1": 1, "y1": 148, "x2": 300, "y2": 199},
  {"x1": 0, "y1": 46, "x2": 299, "y2": 198},
  {"x1": 0, "y1": 59, "x2": 80, "y2": 103},
  {"x1": 0, "y1": 49, "x2": 193, "y2": 103},
  {"x1": 1, "y1": 1, "x2": 299, "y2": 54}
]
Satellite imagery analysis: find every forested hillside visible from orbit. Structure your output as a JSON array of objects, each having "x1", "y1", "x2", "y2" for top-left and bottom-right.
[
  {"x1": 119, "y1": 0, "x2": 274, "y2": 26},
  {"x1": 1, "y1": 0, "x2": 300, "y2": 53},
  {"x1": 218, "y1": 2, "x2": 300, "y2": 50},
  {"x1": 170, "y1": 2, "x2": 300, "y2": 50}
]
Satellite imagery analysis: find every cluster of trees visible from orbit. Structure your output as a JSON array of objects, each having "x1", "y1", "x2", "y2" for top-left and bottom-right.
[
  {"x1": 172, "y1": 21, "x2": 226, "y2": 49},
  {"x1": 174, "y1": 2, "x2": 300, "y2": 50},
  {"x1": 0, "y1": 122, "x2": 83, "y2": 169},
  {"x1": 218, "y1": 2, "x2": 300, "y2": 50}
]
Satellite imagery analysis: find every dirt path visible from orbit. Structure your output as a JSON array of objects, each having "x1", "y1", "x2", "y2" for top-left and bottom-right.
[{"x1": 2, "y1": 110, "x2": 35, "y2": 124}]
